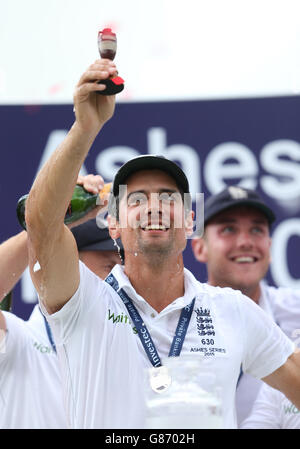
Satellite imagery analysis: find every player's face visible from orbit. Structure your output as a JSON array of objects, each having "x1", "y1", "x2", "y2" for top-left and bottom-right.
[
  {"x1": 115, "y1": 169, "x2": 192, "y2": 260},
  {"x1": 193, "y1": 206, "x2": 271, "y2": 293}
]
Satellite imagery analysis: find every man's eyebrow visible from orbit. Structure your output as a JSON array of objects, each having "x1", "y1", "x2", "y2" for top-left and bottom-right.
[
  {"x1": 157, "y1": 189, "x2": 180, "y2": 195},
  {"x1": 252, "y1": 218, "x2": 269, "y2": 224},
  {"x1": 126, "y1": 190, "x2": 147, "y2": 201},
  {"x1": 212, "y1": 217, "x2": 237, "y2": 224},
  {"x1": 127, "y1": 190, "x2": 146, "y2": 197},
  {"x1": 127, "y1": 188, "x2": 179, "y2": 199}
]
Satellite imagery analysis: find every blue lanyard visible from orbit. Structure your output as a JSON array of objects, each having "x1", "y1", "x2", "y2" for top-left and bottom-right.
[
  {"x1": 39, "y1": 307, "x2": 56, "y2": 353},
  {"x1": 105, "y1": 273, "x2": 195, "y2": 367}
]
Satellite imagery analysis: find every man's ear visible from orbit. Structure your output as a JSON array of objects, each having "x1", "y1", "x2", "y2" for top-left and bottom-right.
[
  {"x1": 107, "y1": 214, "x2": 120, "y2": 240},
  {"x1": 191, "y1": 237, "x2": 208, "y2": 263}
]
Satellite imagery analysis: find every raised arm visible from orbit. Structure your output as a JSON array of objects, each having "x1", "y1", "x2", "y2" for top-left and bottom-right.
[
  {"x1": 26, "y1": 59, "x2": 117, "y2": 314},
  {"x1": 0, "y1": 231, "x2": 28, "y2": 302}
]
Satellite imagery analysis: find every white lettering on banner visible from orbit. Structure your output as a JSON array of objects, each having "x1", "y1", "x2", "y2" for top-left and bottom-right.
[
  {"x1": 260, "y1": 140, "x2": 300, "y2": 201},
  {"x1": 19, "y1": 127, "x2": 300, "y2": 307},
  {"x1": 95, "y1": 147, "x2": 139, "y2": 181},
  {"x1": 35, "y1": 130, "x2": 88, "y2": 177},
  {"x1": 94, "y1": 130, "x2": 300, "y2": 209},
  {"x1": 35, "y1": 130, "x2": 67, "y2": 174},
  {"x1": 95, "y1": 128, "x2": 200, "y2": 200},
  {"x1": 203, "y1": 142, "x2": 258, "y2": 194},
  {"x1": 147, "y1": 127, "x2": 200, "y2": 200},
  {"x1": 271, "y1": 219, "x2": 300, "y2": 288}
]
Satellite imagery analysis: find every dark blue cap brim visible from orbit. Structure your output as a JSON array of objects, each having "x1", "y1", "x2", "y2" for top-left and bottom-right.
[
  {"x1": 204, "y1": 199, "x2": 276, "y2": 225},
  {"x1": 71, "y1": 218, "x2": 123, "y2": 252}
]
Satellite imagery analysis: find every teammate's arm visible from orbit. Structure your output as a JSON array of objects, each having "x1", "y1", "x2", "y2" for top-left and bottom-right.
[
  {"x1": 0, "y1": 231, "x2": 28, "y2": 302},
  {"x1": 262, "y1": 349, "x2": 300, "y2": 410}
]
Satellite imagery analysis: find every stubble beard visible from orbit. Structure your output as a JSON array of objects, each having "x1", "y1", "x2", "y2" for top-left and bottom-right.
[{"x1": 136, "y1": 232, "x2": 175, "y2": 268}]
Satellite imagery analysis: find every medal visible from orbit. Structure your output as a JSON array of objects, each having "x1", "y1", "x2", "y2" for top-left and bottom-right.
[{"x1": 149, "y1": 366, "x2": 172, "y2": 394}]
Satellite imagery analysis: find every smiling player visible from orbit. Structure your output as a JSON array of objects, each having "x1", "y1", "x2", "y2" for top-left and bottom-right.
[{"x1": 191, "y1": 185, "x2": 300, "y2": 426}]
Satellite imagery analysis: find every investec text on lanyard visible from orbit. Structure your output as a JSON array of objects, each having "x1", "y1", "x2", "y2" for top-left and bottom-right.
[{"x1": 105, "y1": 273, "x2": 195, "y2": 367}]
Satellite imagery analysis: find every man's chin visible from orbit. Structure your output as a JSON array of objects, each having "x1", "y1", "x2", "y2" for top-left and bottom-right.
[
  {"x1": 227, "y1": 276, "x2": 261, "y2": 294},
  {"x1": 138, "y1": 239, "x2": 173, "y2": 256},
  {"x1": 216, "y1": 269, "x2": 259, "y2": 288}
]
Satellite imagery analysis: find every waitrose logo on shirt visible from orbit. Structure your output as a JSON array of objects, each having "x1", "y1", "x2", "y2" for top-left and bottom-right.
[
  {"x1": 33, "y1": 341, "x2": 55, "y2": 354},
  {"x1": 108, "y1": 309, "x2": 137, "y2": 334},
  {"x1": 284, "y1": 403, "x2": 300, "y2": 415}
]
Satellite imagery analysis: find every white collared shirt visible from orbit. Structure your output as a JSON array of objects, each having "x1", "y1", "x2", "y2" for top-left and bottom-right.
[
  {"x1": 237, "y1": 283, "x2": 300, "y2": 428},
  {"x1": 0, "y1": 305, "x2": 67, "y2": 429},
  {"x1": 241, "y1": 382, "x2": 300, "y2": 429},
  {"x1": 235, "y1": 283, "x2": 277, "y2": 427},
  {"x1": 44, "y1": 262, "x2": 294, "y2": 429}
]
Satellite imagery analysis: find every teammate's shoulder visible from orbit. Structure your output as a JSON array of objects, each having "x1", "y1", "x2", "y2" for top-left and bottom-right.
[
  {"x1": 195, "y1": 280, "x2": 244, "y2": 300},
  {"x1": 266, "y1": 284, "x2": 300, "y2": 300},
  {"x1": 184, "y1": 268, "x2": 242, "y2": 300}
]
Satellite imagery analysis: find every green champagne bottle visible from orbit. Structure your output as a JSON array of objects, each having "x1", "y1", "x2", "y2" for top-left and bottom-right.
[
  {"x1": 0, "y1": 291, "x2": 13, "y2": 312},
  {"x1": 16, "y1": 183, "x2": 111, "y2": 230}
]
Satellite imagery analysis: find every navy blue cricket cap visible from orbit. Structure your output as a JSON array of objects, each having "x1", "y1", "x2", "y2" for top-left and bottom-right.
[
  {"x1": 112, "y1": 154, "x2": 190, "y2": 196},
  {"x1": 71, "y1": 218, "x2": 122, "y2": 251},
  {"x1": 204, "y1": 186, "x2": 276, "y2": 226}
]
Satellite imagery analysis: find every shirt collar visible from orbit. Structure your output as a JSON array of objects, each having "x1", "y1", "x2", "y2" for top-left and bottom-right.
[
  {"x1": 259, "y1": 281, "x2": 276, "y2": 319},
  {"x1": 27, "y1": 303, "x2": 43, "y2": 325},
  {"x1": 110, "y1": 264, "x2": 199, "y2": 311}
]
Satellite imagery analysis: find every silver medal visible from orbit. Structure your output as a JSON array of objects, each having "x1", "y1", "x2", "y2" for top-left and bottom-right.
[{"x1": 149, "y1": 366, "x2": 172, "y2": 394}]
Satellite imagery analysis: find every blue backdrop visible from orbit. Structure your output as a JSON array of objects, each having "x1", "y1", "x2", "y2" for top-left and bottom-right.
[{"x1": 1, "y1": 96, "x2": 300, "y2": 319}]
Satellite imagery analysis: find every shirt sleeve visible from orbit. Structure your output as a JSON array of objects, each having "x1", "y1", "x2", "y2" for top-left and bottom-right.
[
  {"x1": 240, "y1": 383, "x2": 281, "y2": 429},
  {"x1": 238, "y1": 293, "x2": 295, "y2": 379},
  {"x1": 39, "y1": 261, "x2": 109, "y2": 347},
  {"x1": 0, "y1": 312, "x2": 28, "y2": 364}
]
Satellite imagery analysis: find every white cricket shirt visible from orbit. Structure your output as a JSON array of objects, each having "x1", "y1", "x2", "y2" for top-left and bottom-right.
[
  {"x1": 236, "y1": 283, "x2": 300, "y2": 427},
  {"x1": 0, "y1": 305, "x2": 67, "y2": 428},
  {"x1": 236, "y1": 284, "x2": 300, "y2": 428},
  {"x1": 44, "y1": 262, "x2": 294, "y2": 429},
  {"x1": 241, "y1": 382, "x2": 300, "y2": 429},
  {"x1": 267, "y1": 286, "x2": 300, "y2": 340},
  {"x1": 235, "y1": 282, "x2": 276, "y2": 427}
]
